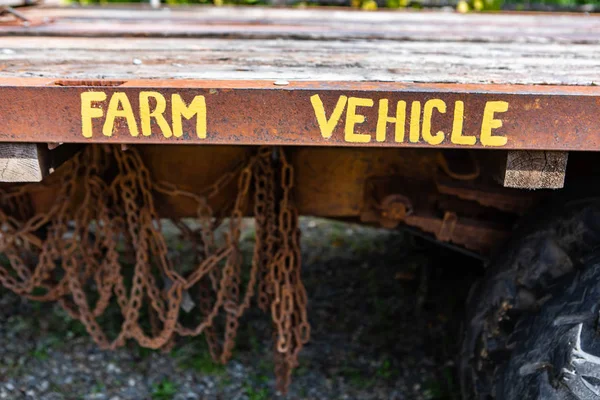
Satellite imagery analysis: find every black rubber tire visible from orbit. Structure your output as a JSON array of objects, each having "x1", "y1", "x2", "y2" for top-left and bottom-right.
[{"x1": 460, "y1": 195, "x2": 600, "y2": 400}]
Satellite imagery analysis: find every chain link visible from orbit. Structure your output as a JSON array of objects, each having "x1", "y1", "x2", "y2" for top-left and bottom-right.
[{"x1": 0, "y1": 144, "x2": 309, "y2": 393}]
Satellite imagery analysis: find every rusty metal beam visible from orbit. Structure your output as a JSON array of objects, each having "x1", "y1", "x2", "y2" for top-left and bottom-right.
[{"x1": 1, "y1": 78, "x2": 600, "y2": 150}]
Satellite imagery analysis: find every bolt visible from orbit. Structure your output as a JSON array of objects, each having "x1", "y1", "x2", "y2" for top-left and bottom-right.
[{"x1": 378, "y1": 194, "x2": 413, "y2": 229}]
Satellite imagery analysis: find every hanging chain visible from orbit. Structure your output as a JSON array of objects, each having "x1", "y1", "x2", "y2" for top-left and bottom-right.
[{"x1": 0, "y1": 144, "x2": 309, "y2": 393}]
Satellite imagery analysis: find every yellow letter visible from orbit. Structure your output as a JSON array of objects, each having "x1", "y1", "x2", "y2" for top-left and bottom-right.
[
  {"x1": 422, "y1": 99, "x2": 446, "y2": 145},
  {"x1": 450, "y1": 101, "x2": 475, "y2": 145},
  {"x1": 376, "y1": 99, "x2": 406, "y2": 143},
  {"x1": 345, "y1": 97, "x2": 373, "y2": 143},
  {"x1": 409, "y1": 101, "x2": 421, "y2": 143},
  {"x1": 81, "y1": 91, "x2": 107, "y2": 138},
  {"x1": 102, "y1": 92, "x2": 139, "y2": 137},
  {"x1": 310, "y1": 94, "x2": 347, "y2": 139},
  {"x1": 172, "y1": 94, "x2": 207, "y2": 139},
  {"x1": 480, "y1": 101, "x2": 509, "y2": 147},
  {"x1": 140, "y1": 91, "x2": 173, "y2": 138}
]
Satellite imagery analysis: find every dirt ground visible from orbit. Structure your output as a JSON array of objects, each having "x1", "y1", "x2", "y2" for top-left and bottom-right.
[{"x1": 0, "y1": 217, "x2": 483, "y2": 400}]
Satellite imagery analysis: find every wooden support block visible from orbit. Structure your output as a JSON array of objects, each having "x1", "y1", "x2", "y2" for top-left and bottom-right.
[
  {"x1": 0, "y1": 143, "x2": 49, "y2": 182},
  {"x1": 503, "y1": 150, "x2": 568, "y2": 190}
]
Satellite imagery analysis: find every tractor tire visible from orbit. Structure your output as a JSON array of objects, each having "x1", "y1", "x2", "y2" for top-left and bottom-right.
[{"x1": 460, "y1": 195, "x2": 600, "y2": 399}]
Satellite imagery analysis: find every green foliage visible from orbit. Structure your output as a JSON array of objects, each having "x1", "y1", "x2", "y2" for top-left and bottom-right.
[
  {"x1": 136, "y1": 346, "x2": 159, "y2": 359},
  {"x1": 181, "y1": 352, "x2": 226, "y2": 375},
  {"x1": 456, "y1": 0, "x2": 501, "y2": 12},
  {"x1": 31, "y1": 348, "x2": 49, "y2": 361},
  {"x1": 257, "y1": 358, "x2": 274, "y2": 374},
  {"x1": 506, "y1": 0, "x2": 600, "y2": 7},
  {"x1": 386, "y1": 0, "x2": 409, "y2": 8},
  {"x1": 244, "y1": 384, "x2": 269, "y2": 400},
  {"x1": 171, "y1": 341, "x2": 226, "y2": 375},
  {"x1": 376, "y1": 359, "x2": 396, "y2": 380},
  {"x1": 360, "y1": 0, "x2": 378, "y2": 9},
  {"x1": 422, "y1": 366, "x2": 459, "y2": 400},
  {"x1": 151, "y1": 379, "x2": 178, "y2": 400},
  {"x1": 340, "y1": 364, "x2": 373, "y2": 389},
  {"x1": 243, "y1": 369, "x2": 270, "y2": 400},
  {"x1": 91, "y1": 382, "x2": 106, "y2": 394},
  {"x1": 293, "y1": 359, "x2": 310, "y2": 377}
]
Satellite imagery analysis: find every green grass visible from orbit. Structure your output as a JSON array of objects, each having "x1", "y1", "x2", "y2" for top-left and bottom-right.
[
  {"x1": 340, "y1": 365, "x2": 374, "y2": 389},
  {"x1": 91, "y1": 382, "x2": 106, "y2": 394},
  {"x1": 244, "y1": 384, "x2": 269, "y2": 400},
  {"x1": 243, "y1": 370, "x2": 271, "y2": 400},
  {"x1": 293, "y1": 359, "x2": 310, "y2": 377},
  {"x1": 376, "y1": 359, "x2": 397, "y2": 380},
  {"x1": 31, "y1": 348, "x2": 49, "y2": 361},
  {"x1": 171, "y1": 341, "x2": 227, "y2": 375},
  {"x1": 151, "y1": 379, "x2": 178, "y2": 400},
  {"x1": 181, "y1": 352, "x2": 226, "y2": 375},
  {"x1": 422, "y1": 366, "x2": 460, "y2": 400},
  {"x1": 135, "y1": 346, "x2": 159, "y2": 359}
]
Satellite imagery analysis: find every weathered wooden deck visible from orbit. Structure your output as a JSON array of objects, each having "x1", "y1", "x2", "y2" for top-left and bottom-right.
[{"x1": 1, "y1": 7, "x2": 600, "y2": 84}]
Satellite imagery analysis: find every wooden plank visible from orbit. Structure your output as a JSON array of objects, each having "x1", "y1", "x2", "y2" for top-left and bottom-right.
[
  {"x1": 503, "y1": 150, "x2": 568, "y2": 189},
  {"x1": 9, "y1": 7, "x2": 600, "y2": 44},
  {"x1": 0, "y1": 143, "x2": 48, "y2": 182},
  {"x1": 0, "y1": 37, "x2": 600, "y2": 84}
]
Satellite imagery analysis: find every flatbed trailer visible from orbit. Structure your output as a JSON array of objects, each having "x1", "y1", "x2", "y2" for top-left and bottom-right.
[{"x1": 2, "y1": 5, "x2": 600, "y2": 399}]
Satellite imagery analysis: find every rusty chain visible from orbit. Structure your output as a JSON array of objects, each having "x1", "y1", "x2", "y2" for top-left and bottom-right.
[{"x1": 0, "y1": 144, "x2": 309, "y2": 393}]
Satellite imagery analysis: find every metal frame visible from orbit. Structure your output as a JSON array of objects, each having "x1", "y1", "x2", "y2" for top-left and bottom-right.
[{"x1": 1, "y1": 78, "x2": 599, "y2": 150}]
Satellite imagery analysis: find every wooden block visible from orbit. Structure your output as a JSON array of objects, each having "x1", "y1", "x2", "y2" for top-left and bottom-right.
[
  {"x1": 0, "y1": 143, "x2": 48, "y2": 182},
  {"x1": 504, "y1": 150, "x2": 568, "y2": 190}
]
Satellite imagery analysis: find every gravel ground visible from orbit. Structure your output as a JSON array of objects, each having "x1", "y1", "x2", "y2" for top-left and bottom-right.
[{"x1": 0, "y1": 218, "x2": 482, "y2": 400}]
